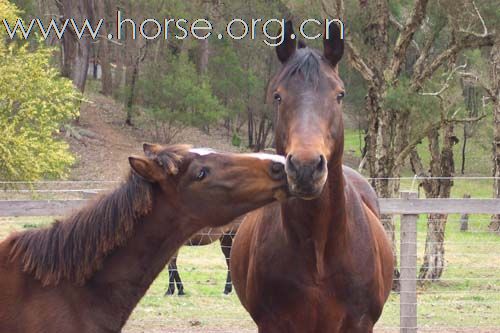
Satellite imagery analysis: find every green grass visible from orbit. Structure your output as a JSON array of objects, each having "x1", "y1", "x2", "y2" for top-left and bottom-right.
[{"x1": 0, "y1": 215, "x2": 498, "y2": 332}]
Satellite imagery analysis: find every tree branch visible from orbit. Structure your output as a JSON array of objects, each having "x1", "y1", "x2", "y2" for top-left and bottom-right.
[
  {"x1": 394, "y1": 119, "x2": 443, "y2": 169},
  {"x1": 459, "y1": 71, "x2": 496, "y2": 101},
  {"x1": 412, "y1": 33, "x2": 495, "y2": 89},
  {"x1": 420, "y1": 63, "x2": 467, "y2": 96},
  {"x1": 387, "y1": 0, "x2": 429, "y2": 82},
  {"x1": 389, "y1": 14, "x2": 420, "y2": 52},
  {"x1": 459, "y1": 1, "x2": 488, "y2": 38},
  {"x1": 394, "y1": 111, "x2": 485, "y2": 170}
]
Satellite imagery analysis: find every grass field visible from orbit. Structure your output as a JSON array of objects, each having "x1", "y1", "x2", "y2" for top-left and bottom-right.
[{"x1": 0, "y1": 213, "x2": 498, "y2": 332}]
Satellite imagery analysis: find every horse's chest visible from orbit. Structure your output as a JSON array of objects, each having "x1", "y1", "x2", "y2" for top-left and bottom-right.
[{"x1": 248, "y1": 247, "x2": 376, "y2": 332}]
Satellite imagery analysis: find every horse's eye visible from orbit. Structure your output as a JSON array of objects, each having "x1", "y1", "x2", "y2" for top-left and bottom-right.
[
  {"x1": 196, "y1": 168, "x2": 208, "y2": 181},
  {"x1": 337, "y1": 91, "x2": 345, "y2": 102},
  {"x1": 273, "y1": 93, "x2": 282, "y2": 103}
]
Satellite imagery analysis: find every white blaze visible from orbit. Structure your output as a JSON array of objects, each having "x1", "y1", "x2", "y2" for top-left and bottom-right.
[
  {"x1": 189, "y1": 148, "x2": 217, "y2": 156},
  {"x1": 242, "y1": 153, "x2": 286, "y2": 165},
  {"x1": 189, "y1": 148, "x2": 285, "y2": 165}
]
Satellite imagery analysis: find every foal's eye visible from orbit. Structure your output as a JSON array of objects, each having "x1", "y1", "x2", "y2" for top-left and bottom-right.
[
  {"x1": 196, "y1": 168, "x2": 209, "y2": 181},
  {"x1": 273, "y1": 93, "x2": 282, "y2": 103},
  {"x1": 337, "y1": 91, "x2": 345, "y2": 103}
]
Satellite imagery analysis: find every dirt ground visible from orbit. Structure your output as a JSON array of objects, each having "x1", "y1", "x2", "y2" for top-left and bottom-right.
[{"x1": 67, "y1": 93, "x2": 242, "y2": 181}]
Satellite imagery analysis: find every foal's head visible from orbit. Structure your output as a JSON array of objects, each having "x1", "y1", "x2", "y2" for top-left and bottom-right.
[
  {"x1": 129, "y1": 144, "x2": 287, "y2": 226},
  {"x1": 269, "y1": 21, "x2": 344, "y2": 199}
]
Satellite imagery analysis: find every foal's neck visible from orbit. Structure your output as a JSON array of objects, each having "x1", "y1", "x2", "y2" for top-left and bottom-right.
[{"x1": 89, "y1": 194, "x2": 200, "y2": 330}]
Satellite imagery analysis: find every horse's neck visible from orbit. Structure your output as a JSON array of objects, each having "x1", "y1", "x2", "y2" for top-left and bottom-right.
[
  {"x1": 281, "y1": 161, "x2": 348, "y2": 274},
  {"x1": 89, "y1": 198, "x2": 200, "y2": 329}
]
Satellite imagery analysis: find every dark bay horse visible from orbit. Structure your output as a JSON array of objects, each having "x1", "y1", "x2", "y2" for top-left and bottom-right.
[
  {"x1": 231, "y1": 22, "x2": 393, "y2": 333},
  {"x1": 0, "y1": 144, "x2": 287, "y2": 333},
  {"x1": 165, "y1": 217, "x2": 242, "y2": 296}
]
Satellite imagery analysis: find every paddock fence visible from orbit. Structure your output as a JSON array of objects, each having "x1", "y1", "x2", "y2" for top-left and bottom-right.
[{"x1": 1, "y1": 180, "x2": 499, "y2": 333}]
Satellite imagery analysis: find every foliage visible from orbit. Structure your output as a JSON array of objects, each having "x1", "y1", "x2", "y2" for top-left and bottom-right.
[
  {"x1": 384, "y1": 77, "x2": 438, "y2": 116},
  {"x1": 0, "y1": 0, "x2": 80, "y2": 181},
  {"x1": 139, "y1": 54, "x2": 226, "y2": 142},
  {"x1": 231, "y1": 133, "x2": 242, "y2": 147}
]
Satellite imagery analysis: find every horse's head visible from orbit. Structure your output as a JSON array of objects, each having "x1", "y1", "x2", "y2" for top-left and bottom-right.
[
  {"x1": 128, "y1": 144, "x2": 287, "y2": 226},
  {"x1": 269, "y1": 21, "x2": 344, "y2": 199}
]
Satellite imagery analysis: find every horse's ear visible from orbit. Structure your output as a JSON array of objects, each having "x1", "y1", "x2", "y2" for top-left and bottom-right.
[
  {"x1": 276, "y1": 20, "x2": 296, "y2": 63},
  {"x1": 323, "y1": 21, "x2": 344, "y2": 68},
  {"x1": 129, "y1": 156, "x2": 161, "y2": 182}
]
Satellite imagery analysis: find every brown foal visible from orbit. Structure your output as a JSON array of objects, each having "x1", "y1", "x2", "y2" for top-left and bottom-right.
[
  {"x1": 231, "y1": 22, "x2": 393, "y2": 333},
  {"x1": 0, "y1": 144, "x2": 287, "y2": 333}
]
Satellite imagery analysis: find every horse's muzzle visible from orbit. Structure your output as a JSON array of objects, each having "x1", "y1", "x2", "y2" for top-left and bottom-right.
[{"x1": 285, "y1": 154, "x2": 327, "y2": 199}]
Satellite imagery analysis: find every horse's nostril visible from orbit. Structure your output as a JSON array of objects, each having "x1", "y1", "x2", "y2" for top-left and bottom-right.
[
  {"x1": 316, "y1": 155, "x2": 326, "y2": 171},
  {"x1": 286, "y1": 154, "x2": 297, "y2": 172}
]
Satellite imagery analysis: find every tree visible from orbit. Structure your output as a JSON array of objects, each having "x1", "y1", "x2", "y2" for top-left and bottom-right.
[
  {"x1": 56, "y1": 0, "x2": 95, "y2": 92},
  {"x1": 322, "y1": 0, "x2": 496, "y2": 286},
  {"x1": 407, "y1": 71, "x2": 485, "y2": 280},
  {"x1": 96, "y1": 0, "x2": 113, "y2": 96},
  {"x1": 139, "y1": 54, "x2": 226, "y2": 143},
  {"x1": 0, "y1": 0, "x2": 80, "y2": 181}
]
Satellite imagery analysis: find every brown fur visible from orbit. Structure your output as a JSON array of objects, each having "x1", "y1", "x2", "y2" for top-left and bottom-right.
[
  {"x1": 231, "y1": 22, "x2": 393, "y2": 333},
  {"x1": 0, "y1": 144, "x2": 287, "y2": 333},
  {"x1": 8, "y1": 173, "x2": 153, "y2": 286}
]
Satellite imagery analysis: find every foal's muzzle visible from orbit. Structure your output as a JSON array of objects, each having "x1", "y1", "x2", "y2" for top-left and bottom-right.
[{"x1": 285, "y1": 154, "x2": 327, "y2": 199}]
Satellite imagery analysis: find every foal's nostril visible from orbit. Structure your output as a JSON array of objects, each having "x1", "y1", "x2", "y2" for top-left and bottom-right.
[
  {"x1": 270, "y1": 162, "x2": 285, "y2": 180},
  {"x1": 271, "y1": 162, "x2": 284, "y2": 174}
]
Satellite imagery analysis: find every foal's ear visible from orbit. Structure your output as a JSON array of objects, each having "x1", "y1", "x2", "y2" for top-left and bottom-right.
[
  {"x1": 129, "y1": 156, "x2": 161, "y2": 183},
  {"x1": 143, "y1": 143, "x2": 163, "y2": 156},
  {"x1": 323, "y1": 21, "x2": 344, "y2": 68},
  {"x1": 276, "y1": 20, "x2": 296, "y2": 63}
]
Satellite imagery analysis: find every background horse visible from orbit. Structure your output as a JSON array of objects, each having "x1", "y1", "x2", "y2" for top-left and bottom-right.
[
  {"x1": 0, "y1": 144, "x2": 287, "y2": 333},
  {"x1": 165, "y1": 217, "x2": 242, "y2": 296},
  {"x1": 231, "y1": 22, "x2": 393, "y2": 333}
]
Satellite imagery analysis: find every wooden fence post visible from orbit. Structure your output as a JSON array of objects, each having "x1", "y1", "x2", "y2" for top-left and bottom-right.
[
  {"x1": 400, "y1": 191, "x2": 418, "y2": 333},
  {"x1": 460, "y1": 194, "x2": 471, "y2": 231}
]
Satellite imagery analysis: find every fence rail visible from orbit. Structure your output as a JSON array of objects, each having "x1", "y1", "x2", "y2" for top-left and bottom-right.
[
  {"x1": 1, "y1": 192, "x2": 499, "y2": 333},
  {"x1": 2, "y1": 197, "x2": 500, "y2": 217}
]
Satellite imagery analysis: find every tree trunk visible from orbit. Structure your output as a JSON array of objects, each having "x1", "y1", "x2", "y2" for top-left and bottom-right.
[
  {"x1": 56, "y1": 0, "x2": 94, "y2": 92},
  {"x1": 490, "y1": 36, "x2": 500, "y2": 233},
  {"x1": 125, "y1": 59, "x2": 139, "y2": 126},
  {"x1": 419, "y1": 213, "x2": 446, "y2": 281},
  {"x1": 460, "y1": 194, "x2": 471, "y2": 232},
  {"x1": 418, "y1": 122, "x2": 455, "y2": 281},
  {"x1": 199, "y1": 37, "x2": 209, "y2": 75},
  {"x1": 97, "y1": 0, "x2": 113, "y2": 96}
]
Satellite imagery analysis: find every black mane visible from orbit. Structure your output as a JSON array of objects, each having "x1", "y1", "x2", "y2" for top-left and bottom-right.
[{"x1": 275, "y1": 48, "x2": 322, "y2": 88}]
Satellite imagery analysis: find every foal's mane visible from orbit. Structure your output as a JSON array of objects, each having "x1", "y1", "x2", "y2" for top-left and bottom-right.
[{"x1": 8, "y1": 145, "x2": 189, "y2": 286}]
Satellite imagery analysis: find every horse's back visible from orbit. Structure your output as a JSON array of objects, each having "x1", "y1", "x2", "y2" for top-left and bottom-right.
[{"x1": 342, "y1": 165, "x2": 380, "y2": 217}]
